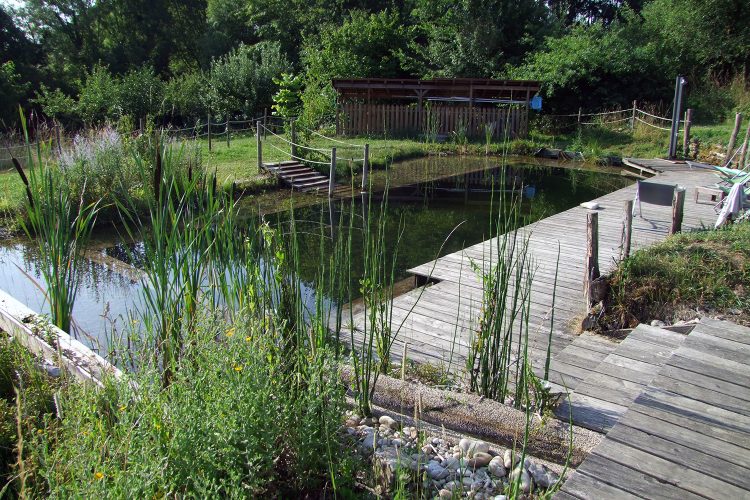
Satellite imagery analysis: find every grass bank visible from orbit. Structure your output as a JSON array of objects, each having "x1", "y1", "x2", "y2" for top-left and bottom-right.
[{"x1": 599, "y1": 220, "x2": 750, "y2": 330}]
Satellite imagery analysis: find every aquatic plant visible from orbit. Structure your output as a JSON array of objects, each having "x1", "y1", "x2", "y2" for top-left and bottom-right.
[{"x1": 15, "y1": 113, "x2": 100, "y2": 334}]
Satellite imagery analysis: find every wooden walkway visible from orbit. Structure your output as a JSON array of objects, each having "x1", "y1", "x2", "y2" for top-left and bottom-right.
[
  {"x1": 345, "y1": 160, "x2": 723, "y2": 428},
  {"x1": 262, "y1": 160, "x2": 348, "y2": 194},
  {"x1": 556, "y1": 318, "x2": 750, "y2": 499}
]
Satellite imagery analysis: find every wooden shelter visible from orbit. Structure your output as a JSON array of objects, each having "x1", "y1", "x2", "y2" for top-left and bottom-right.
[{"x1": 332, "y1": 78, "x2": 541, "y2": 139}]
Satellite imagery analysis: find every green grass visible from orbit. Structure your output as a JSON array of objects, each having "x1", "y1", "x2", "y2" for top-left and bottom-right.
[{"x1": 603, "y1": 221, "x2": 750, "y2": 329}]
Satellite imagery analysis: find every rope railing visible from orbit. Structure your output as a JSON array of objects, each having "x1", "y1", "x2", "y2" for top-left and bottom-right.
[
  {"x1": 635, "y1": 108, "x2": 673, "y2": 122},
  {"x1": 260, "y1": 124, "x2": 331, "y2": 153},
  {"x1": 546, "y1": 107, "x2": 634, "y2": 118},
  {"x1": 265, "y1": 141, "x2": 331, "y2": 165},
  {"x1": 634, "y1": 116, "x2": 673, "y2": 131}
]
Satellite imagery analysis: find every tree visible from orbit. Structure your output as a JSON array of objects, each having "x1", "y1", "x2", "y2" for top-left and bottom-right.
[{"x1": 405, "y1": 0, "x2": 552, "y2": 78}]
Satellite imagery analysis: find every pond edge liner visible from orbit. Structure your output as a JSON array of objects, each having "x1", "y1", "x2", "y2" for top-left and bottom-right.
[
  {"x1": 0, "y1": 288, "x2": 124, "y2": 388},
  {"x1": 341, "y1": 366, "x2": 603, "y2": 467}
]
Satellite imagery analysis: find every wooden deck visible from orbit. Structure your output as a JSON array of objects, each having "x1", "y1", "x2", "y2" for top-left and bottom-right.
[
  {"x1": 344, "y1": 160, "x2": 725, "y2": 429},
  {"x1": 556, "y1": 318, "x2": 750, "y2": 499}
]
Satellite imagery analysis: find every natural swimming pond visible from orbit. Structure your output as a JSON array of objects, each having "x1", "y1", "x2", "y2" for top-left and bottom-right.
[{"x1": 0, "y1": 156, "x2": 630, "y2": 352}]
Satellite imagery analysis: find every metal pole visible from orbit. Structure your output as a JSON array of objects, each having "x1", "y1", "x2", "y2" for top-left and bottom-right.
[
  {"x1": 361, "y1": 143, "x2": 369, "y2": 192},
  {"x1": 256, "y1": 123, "x2": 262, "y2": 171},
  {"x1": 683, "y1": 109, "x2": 693, "y2": 158},
  {"x1": 329, "y1": 147, "x2": 336, "y2": 198},
  {"x1": 630, "y1": 100, "x2": 637, "y2": 131},
  {"x1": 668, "y1": 76, "x2": 686, "y2": 159}
]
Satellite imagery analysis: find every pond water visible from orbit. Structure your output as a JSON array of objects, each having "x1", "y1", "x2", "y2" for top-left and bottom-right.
[{"x1": 0, "y1": 156, "x2": 630, "y2": 353}]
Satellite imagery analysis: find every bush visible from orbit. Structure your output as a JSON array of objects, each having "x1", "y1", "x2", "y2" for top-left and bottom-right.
[
  {"x1": 164, "y1": 70, "x2": 207, "y2": 123},
  {"x1": 206, "y1": 42, "x2": 290, "y2": 119},
  {"x1": 76, "y1": 65, "x2": 120, "y2": 125}
]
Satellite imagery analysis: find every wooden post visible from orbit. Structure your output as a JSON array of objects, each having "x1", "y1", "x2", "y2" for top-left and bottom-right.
[
  {"x1": 256, "y1": 123, "x2": 262, "y2": 171},
  {"x1": 329, "y1": 147, "x2": 336, "y2": 198},
  {"x1": 584, "y1": 212, "x2": 600, "y2": 308},
  {"x1": 207, "y1": 113, "x2": 212, "y2": 152},
  {"x1": 725, "y1": 112, "x2": 743, "y2": 165},
  {"x1": 226, "y1": 112, "x2": 230, "y2": 148},
  {"x1": 682, "y1": 108, "x2": 693, "y2": 158},
  {"x1": 737, "y1": 119, "x2": 750, "y2": 170},
  {"x1": 621, "y1": 200, "x2": 633, "y2": 260},
  {"x1": 361, "y1": 143, "x2": 369, "y2": 192},
  {"x1": 577, "y1": 107, "x2": 582, "y2": 126},
  {"x1": 630, "y1": 100, "x2": 637, "y2": 131},
  {"x1": 290, "y1": 119, "x2": 297, "y2": 158},
  {"x1": 670, "y1": 188, "x2": 685, "y2": 235},
  {"x1": 263, "y1": 108, "x2": 268, "y2": 139}
]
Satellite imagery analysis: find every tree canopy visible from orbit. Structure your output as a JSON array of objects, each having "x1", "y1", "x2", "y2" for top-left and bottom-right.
[{"x1": 1, "y1": 0, "x2": 748, "y2": 128}]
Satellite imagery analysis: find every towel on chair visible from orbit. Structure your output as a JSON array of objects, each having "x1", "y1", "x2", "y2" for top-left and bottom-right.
[{"x1": 715, "y1": 181, "x2": 747, "y2": 228}]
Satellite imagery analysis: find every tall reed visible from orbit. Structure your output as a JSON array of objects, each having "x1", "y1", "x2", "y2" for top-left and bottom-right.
[{"x1": 15, "y1": 112, "x2": 100, "y2": 334}]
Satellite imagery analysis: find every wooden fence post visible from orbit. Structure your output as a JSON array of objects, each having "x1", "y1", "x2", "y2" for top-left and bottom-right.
[
  {"x1": 683, "y1": 109, "x2": 693, "y2": 158},
  {"x1": 621, "y1": 200, "x2": 633, "y2": 260},
  {"x1": 329, "y1": 147, "x2": 337, "y2": 198},
  {"x1": 207, "y1": 113, "x2": 212, "y2": 152},
  {"x1": 630, "y1": 100, "x2": 637, "y2": 131},
  {"x1": 226, "y1": 112, "x2": 230, "y2": 148},
  {"x1": 263, "y1": 108, "x2": 268, "y2": 139},
  {"x1": 256, "y1": 123, "x2": 262, "y2": 171},
  {"x1": 361, "y1": 143, "x2": 369, "y2": 192},
  {"x1": 290, "y1": 119, "x2": 297, "y2": 158},
  {"x1": 584, "y1": 212, "x2": 600, "y2": 308},
  {"x1": 670, "y1": 188, "x2": 686, "y2": 235},
  {"x1": 577, "y1": 107, "x2": 582, "y2": 127},
  {"x1": 725, "y1": 112, "x2": 743, "y2": 165},
  {"x1": 737, "y1": 119, "x2": 750, "y2": 170}
]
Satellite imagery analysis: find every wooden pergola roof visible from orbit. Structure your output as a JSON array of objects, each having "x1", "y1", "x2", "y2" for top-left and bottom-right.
[{"x1": 332, "y1": 78, "x2": 541, "y2": 102}]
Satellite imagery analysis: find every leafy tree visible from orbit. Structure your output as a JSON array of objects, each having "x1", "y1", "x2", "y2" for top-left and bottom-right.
[
  {"x1": 76, "y1": 65, "x2": 120, "y2": 124},
  {"x1": 271, "y1": 73, "x2": 304, "y2": 119},
  {"x1": 0, "y1": 62, "x2": 28, "y2": 126},
  {"x1": 405, "y1": 0, "x2": 552, "y2": 78},
  {"x1": 514, "y1": 12, "x2": 669, "y2": 112},
  {"x1": 205, "y1": 42, "x2": 289, "y2": 118},
  {"x1": 164, "y1": 70, "x2": 207, "y2": 122}
]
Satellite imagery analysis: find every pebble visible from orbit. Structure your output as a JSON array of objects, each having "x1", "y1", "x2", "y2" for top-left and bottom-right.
[
  {"x1": 378, "y1": 415, "x2": 399, "y2": 429},
  {"x1": 503, "y1": 449, "x2": 518, "y2": 469},
  {"x1": 650, "y1": 319, "x2": 666, "y2": 327},
  {"x1": 467, "y1": 452, "x2": 492, "y2": 468},
  {"x1": 488, "y1": 456, "x2": 506, "y2": 478},
  {"x1": 427, "y1": 461, "x2": 450, "y2": 480},
  {"x1": 438, "y1": 489, "x2": 452, "y2": 499},
  {"x1": 509, "y1": 467, "x2": 533, "y2": 494},
  {"x1": 459, "y1": 438, "x2": 490, "y2": 458}
]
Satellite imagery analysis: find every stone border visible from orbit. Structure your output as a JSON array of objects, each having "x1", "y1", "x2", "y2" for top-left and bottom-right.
[
  {"x1": 343, "y1": 368, "x2": 603, "y2": 467},
  {"x1": 0, "y1": 289, "x2": 122, "y2": 387}
]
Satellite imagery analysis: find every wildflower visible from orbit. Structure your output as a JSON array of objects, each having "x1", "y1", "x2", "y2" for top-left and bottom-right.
[
  {"x1": 118, "y1": 404, "x2": 126, "y2": 412},
  {"x1": 94, "y1": 472, "x2": 104, "y2": 480},
  {"x1": 245, "y1": 336, "x2": 251, "y2": 342},
  {"x1": 233, "y1": 365, "x2": 243, "y2": 372},
  {"x1": 226, "y1": 328, "x2": 235, "y2": 338}
]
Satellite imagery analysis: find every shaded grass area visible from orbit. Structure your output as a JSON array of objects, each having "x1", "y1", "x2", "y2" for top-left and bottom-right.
[
  {"x1": 529, "y1": 116, "x2": 737, "y2": 162},
  {"x1": 602, "y1": 221, "x2": 750, "y2": 329}
]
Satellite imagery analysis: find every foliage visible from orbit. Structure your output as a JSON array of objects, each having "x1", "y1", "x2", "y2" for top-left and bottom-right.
[
  {"x1": 271, "y1": 73, "x2": 304, "y2": 120},
  {"x1": 0, "y1": 62, "x2": 29, "y2": 127},
  {"x1": 164, "y1": 70, "x2": 207, "y2": 122},
  {"x1": 604, "y1": 221, "x2": 750, "y2": 329},
  {"x1": 205, "y1": 42, "x2": 290, "y2": 118}
]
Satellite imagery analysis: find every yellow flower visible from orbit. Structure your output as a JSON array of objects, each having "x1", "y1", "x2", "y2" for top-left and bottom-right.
[
  {"x1": 226, "y1": 328, "x2": 236, "y2": 338},
  {"x1": 233, "y1": 365, "x2": 243, "y2": 372},
  {"x1": 245, "y1": 336, "x2": 251, "y2": 342},
  {"x1": 94, "y1": 472, "x2": 104, "y2": 480},
  {"x1": 36, "y1": 429, "x2": 43, "y2": 435},
  {"x1": 118, "y1": 405, "x2": 126, "y2": 412}
]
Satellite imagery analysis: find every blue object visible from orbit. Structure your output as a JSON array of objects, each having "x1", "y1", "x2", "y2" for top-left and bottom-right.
[
  {"x1": 523, "y1": 185, "x2": 537, "y2": 199},
  {"x1": 530, "y1": 95, "x2": 542, "y2": 111}
]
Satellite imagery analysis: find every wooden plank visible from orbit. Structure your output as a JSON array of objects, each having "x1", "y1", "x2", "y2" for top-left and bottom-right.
[
  {"x1": 683, "y1": 330, "x2": 750, "y2": 364},
  {"x1": 650, "y1": 373, "x2": 750, "y2": 416},
  {"x1": 558, "y1": 470, "x2": 642, "y2": 500},
  {"x1": 658, "y1": 363, "x2": 750, "y2": 402},
  {"x1": 607, "y1": 423, "x2": 750, "y2": 490},
  {"x1": 619, "y1": 405, "x2": 750, "y2": 469},
  {"x1": 556, "y1": 393, "x2": 627, "y2": 432},
  {"x1": 573, "y1": 372, "x2": 648, "y2": 407},
  {"x1": 629, "y1": 397, "x2": 750, "y2": 450},
  {"x1": 667, "y1": 349, "x2": 750, "y2": 387},
  {"x1": 697, "y1": 318, "x2": 750, "y2": 345},
  {"x1": 627, "y1": 324, "x2": 686, "y2": 348},
  {"x1": 576, "y1": 452, "x2": 703, "y2": 500}
]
